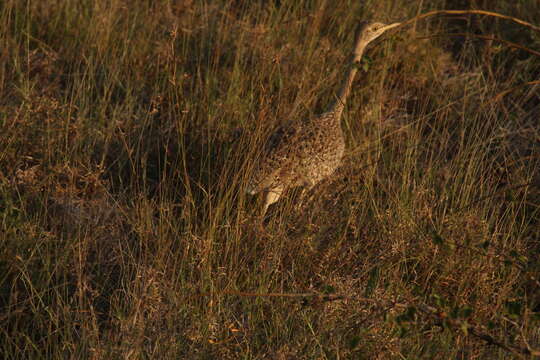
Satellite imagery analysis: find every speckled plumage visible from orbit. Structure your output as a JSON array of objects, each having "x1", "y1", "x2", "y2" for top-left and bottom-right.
[
  {"x1": 247, "y1": 111, "x2": 344, "y2": 195},
  {"x1": 248, "y1": 21, "x2": 401, "y2": 215}
]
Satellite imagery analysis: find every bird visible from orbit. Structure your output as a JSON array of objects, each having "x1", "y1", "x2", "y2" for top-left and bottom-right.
[{"x1": 247, "y1": 21, "x2": 401, "y2": 216}]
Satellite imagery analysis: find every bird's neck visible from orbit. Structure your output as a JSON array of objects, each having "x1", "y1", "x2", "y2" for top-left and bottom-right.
[{"x1": 328, "y1": 42, "x2": 367, "y2": 119}]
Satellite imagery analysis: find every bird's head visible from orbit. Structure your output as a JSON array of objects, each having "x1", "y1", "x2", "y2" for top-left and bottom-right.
[{"x1": 354, "y1": 21, "x2": 401, "y2": 53}]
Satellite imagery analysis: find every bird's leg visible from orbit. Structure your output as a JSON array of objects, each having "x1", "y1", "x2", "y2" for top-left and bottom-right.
[
  {"x1": 296, "y1": 184, "x2": 315, "y2": 211},
  {"x1": 262, "y1": 185, "x2": 284, "y2": 217}
]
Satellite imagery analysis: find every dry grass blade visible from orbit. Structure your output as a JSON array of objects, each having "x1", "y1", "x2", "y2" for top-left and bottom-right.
[{"x1": 2, "y1": 1, "x2": 539, "y2": 359}]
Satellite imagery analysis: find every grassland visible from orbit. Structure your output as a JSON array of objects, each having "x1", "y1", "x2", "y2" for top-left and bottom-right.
[{"x1": 1, "y1": 0, "x2": 539, "y2": 358}]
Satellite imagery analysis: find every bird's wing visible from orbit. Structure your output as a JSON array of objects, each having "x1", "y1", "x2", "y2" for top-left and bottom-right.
[
  {"x1": 265, "y1": 122, "x2": 299, "y2": 157},
  {"x1": 248, "y1": 122, "x2": 302, "y2": 193}
]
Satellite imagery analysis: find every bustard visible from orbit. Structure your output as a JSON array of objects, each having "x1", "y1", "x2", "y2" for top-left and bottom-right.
[{"x1": 247, "y1": 21, "x2": 401, "y2": 216}]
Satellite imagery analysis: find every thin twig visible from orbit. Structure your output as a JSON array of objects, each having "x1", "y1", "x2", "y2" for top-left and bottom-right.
[
  {"x1": 206, "y1": 290, "x2": 540, "y2": 357},
  {"x1": 455, "y1": 182, "x2": 533, "y2": 212},
  {"x1": 492, "y1": 80, "x2": 540, "y2": 102},
  {"x1": 202, "y1": 290, "x2": 363, "y2": 303},
  {"x1": 417, "y1": 32, "x2": 540, "y2": 58},
  {"x1": 399, "y1": 10, "x2": 540, "y2": 32},
  {"x1": 417, "y1": 303, "x2": 540, "y2": 358}
]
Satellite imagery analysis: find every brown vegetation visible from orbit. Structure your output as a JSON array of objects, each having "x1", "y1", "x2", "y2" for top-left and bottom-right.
[{"x1": 1, "y1": 0, "x2": 539, "y2": 358}]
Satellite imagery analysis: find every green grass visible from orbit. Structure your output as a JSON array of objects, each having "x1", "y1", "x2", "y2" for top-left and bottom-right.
[{"x1": 1, "y1": 0, "x2": 539, "y2": 358}]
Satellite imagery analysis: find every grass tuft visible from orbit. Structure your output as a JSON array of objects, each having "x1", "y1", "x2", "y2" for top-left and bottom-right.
[{"x1": 1, "y1": 0, "x2": 539, "y2": 358}]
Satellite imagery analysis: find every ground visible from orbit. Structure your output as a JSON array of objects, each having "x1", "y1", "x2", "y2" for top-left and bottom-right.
[{"x1": 1, "y1": 0, "x2": 539, "y2": 358}]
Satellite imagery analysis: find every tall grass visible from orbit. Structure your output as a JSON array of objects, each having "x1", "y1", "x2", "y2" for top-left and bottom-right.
[{"x1": 1, "y1": 0, "x2": 539, "y2": 358}]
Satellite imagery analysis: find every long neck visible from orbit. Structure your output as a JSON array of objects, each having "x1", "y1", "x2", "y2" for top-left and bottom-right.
[{"x1": 328, "y1": 42, "x2": 367, "y2": 119}]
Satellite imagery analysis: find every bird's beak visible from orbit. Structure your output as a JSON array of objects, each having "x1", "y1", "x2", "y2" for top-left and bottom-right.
[{"x1": 382, "y1": 22, "x2": 401, "y2": 32}]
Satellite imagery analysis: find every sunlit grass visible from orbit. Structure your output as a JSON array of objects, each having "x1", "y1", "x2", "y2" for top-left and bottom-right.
[{"x1": 1, "y1": 0, "x2": 539, "y2": 358}]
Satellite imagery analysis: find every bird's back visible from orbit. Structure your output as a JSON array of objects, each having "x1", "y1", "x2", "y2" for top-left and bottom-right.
[{"x1": 247, "y1": 111, "x2": 345, "y2": 195}]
